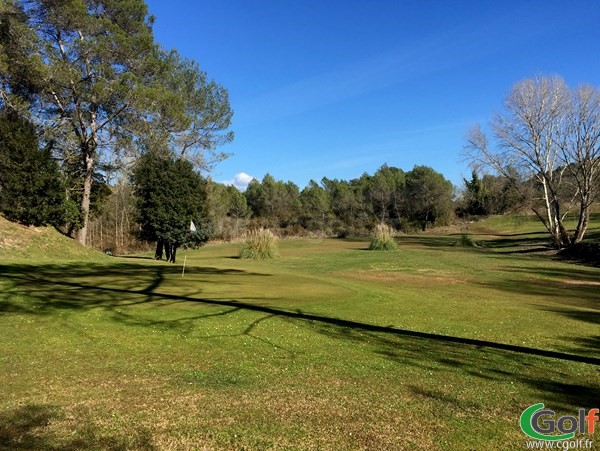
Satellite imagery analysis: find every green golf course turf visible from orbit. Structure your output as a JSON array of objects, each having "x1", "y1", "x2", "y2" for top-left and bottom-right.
[{"x1": 1, "y1": 216, "x2": 598, "y2": 449}]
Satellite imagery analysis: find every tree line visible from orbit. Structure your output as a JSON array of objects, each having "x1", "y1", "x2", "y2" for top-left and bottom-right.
[
  {"x1": 241, "y1": 165, "x2": 455, "y2": 235},
  {"x1": 81, "y1": 163, "x2": 459, "y2": 255}
]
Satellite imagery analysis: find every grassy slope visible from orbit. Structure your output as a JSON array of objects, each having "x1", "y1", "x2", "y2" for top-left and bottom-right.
[
  {"x1": 0, "y1": 215, "x2": 599, "y2": 450},
  {"x1": 0, "y1": 215, "x2": 107, "y2": 263}
]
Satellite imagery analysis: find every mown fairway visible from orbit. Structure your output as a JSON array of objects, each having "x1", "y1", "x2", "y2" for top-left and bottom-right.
[{"x1": 1, "y1": 217, "x2": 599, "y2": 450}]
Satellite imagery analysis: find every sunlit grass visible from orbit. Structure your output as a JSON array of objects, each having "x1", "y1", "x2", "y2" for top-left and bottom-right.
[{"x1": 0, "y1": 215, "x2": 599, "y2": 449}]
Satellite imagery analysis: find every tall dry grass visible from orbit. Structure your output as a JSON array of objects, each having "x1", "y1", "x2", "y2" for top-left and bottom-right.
[{"x1": 239, "y1": 228, "x2": 278, "y2": 259}]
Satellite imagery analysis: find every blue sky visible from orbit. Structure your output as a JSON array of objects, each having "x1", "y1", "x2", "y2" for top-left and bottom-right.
[{"x1": 145, "y1": 0, "x2": 600, "y2": 190}]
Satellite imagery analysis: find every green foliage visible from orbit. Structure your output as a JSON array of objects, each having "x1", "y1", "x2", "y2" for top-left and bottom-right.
[
  {"x1": 369, "y1": 164, "x2": 405, "y2": 224},
  {"x1": 239, "y1": 228, "x2": 278, "y2": 259},
  {"x1": 0, "y1": 110, "x2": 65, "y2": 226},
  {"x1": 204, "y1": 181, "x2": 251, "y2": 240},
  {"x1": 299, "y1": 180, "x2": 332, "y2": 231},
  {"x1": 210, "y1": 164, "x2": 457, "y2": 238},
  {"x1": 463, "y1": 170, "x2": 486, "y2": 216},
  {"x1": 0, "y1": 1, "x2": 44, "y2": 109},
  {"x1": 131, "y1": 152, "x2": 212, "y2": 248},
  {"x1": 369, "y1": 223, "x2": 398, "y2": 251},
  {"x1": 244, "y1": 174, "x2": 301, "y2": 227},
  {"x1": 405, "y1": 165, "x2": 454, "y2": 231},
  {"x1": 461, "y1": 170, "x2": 528, "y2": 217},
  {"x1": 137, "y1": 50, "x2": 234, "y2": 167}
]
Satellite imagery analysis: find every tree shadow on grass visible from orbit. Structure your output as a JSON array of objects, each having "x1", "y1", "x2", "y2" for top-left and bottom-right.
[
  {"x1": 557, "y1": 335, "x2": 600, "y2": 359},
  {"x1": 307, "y1": 320, "x2": 600, "y2": 410},
  {"x1": 398, "y1": 235, "x2": 462, "y2": 248},
  {"x1": 0, "y1": 404, "x2": 154, "y2": 450},
  {"x1": 481, "y1": 265, "x2": 600, "y2": 312},
  {"x1": 0, "y1": 263, "x2": 270, "y2": 316},
  {"x1": 398, "y1": 233, "x2": 554, "y2": 254},
  {"x1": 1, "y1": 261, "x2": 599, "y2": 412}
]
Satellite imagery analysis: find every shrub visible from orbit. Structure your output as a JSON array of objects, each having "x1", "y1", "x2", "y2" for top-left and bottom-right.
[
  {"x1": 239, "y1": 228, "x2": 278, "y2": 259},
  {"x1": 455, "y1": 233, "x2": 477, "y2": 247},
  {"x1": 369, "y1": 223, "x2": 398, "y2": 251}
]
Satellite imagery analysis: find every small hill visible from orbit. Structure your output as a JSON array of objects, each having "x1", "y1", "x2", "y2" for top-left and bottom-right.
[{"x1": 0, "y1": 215, "x2": 107, "y2": 262}]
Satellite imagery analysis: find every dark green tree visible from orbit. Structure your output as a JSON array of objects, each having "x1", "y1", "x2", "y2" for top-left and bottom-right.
[
  {"x1": 322, "y1": 177, "x2": 361, "y2": 232},
  {"x1": 463, "y1": 170, "x2": 486, "y2": 216},
  {"x1": 0, "y1": 110, "x2": 64, "y2": 226},
  {"x1": 132, "y1": 152, "x2": 212, "y2": 263},
  {"x1": 405, "y1": 166, "x2": 454, "y2": 231},
  {"x1": 299, "y1": 180, "x2": 332, "y2": 230},
  {"x1": 370, "y1": 164, "x2": 405, "y2": 226},
  {"x1": 245, "y1": 174, "x2": 301, "y2": 227}
]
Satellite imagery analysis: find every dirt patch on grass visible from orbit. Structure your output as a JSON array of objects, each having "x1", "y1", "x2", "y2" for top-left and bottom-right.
[{"x1": 559, "y1": 279, "x2": 600, "y2": 287}]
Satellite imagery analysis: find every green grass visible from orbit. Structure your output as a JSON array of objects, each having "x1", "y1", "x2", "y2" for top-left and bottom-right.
[{"x1": 0, "y1": 215, "x2": 599, "y2": 449}]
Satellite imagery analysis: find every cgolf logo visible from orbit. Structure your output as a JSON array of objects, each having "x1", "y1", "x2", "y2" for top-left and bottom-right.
[{"x1": 520, "y1": 403, "x2": 598, "y2": 441}]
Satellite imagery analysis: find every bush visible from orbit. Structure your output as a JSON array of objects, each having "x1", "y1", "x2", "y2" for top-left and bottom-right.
[
  {"x1": 239, "y1": 228, "x2": 278, "y2": 259},
  {"x1": 369, "y1": 223, "x2": 398, "y2": 251},
  {"x1": 455, "y1": 233, "x2": 477, "y2": 247}
]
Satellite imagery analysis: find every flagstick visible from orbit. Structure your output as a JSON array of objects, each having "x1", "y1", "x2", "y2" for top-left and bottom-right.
[{"x1": 181, "y1": 255, "x2": 187, "y2": 278}]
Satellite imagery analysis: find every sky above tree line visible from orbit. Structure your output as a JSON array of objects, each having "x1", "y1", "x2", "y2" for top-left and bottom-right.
[{"x1": 145, "y1": 0, "x2": 600, "y2": 190}]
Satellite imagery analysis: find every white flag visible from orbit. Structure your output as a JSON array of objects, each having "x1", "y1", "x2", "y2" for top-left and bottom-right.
[{"x1": 190, "y1": 220, "x2": 197, "y2": 233}]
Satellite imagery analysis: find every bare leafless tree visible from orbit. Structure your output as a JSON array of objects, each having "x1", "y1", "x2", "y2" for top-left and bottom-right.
[
  {"x1": 556, "y1": 85, "x2": 600, "y2": 243},
  {"x1": 465, "y1": 75, "x2": 600, "y2": 247}
]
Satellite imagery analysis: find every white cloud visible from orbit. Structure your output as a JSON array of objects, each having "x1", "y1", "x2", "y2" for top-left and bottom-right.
[{"x1": 221, "y1": 172, "x2": 254, "y2": 191}]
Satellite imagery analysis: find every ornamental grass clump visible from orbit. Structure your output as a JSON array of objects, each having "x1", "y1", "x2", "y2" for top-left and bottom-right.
[
  {"x1": 369, "y1": 223, "x2": 398, "y2": 251},
  {"x1": 455, "y1": 233, "x2": 477, "y2": 247},
  {"x1": 239, "y1": 228, "x2": 278, "y2": 259}
]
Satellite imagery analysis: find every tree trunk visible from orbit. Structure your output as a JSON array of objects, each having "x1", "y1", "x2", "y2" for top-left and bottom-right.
[
  {"x1": 165, "y1": 242, "x2": 172, "y2": 262},
  {"x1": 155, "y1": 239, "x2": 164, "y2": 260},
  {"x1": 169, "y1": 245, "x2": 178, "y2": 263},
  {"x1": 550, "y1": 197, "x2": 570, "y2": 248},
  {"x1": 75, "y1": 149, "x2": 94, "y2": 245},
  {"x1": 572, "y1": 200, "x2": 590, "y2": 244}
]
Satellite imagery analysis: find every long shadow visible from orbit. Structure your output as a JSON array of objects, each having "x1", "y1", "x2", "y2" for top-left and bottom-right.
[
  {"x1": 309, "y1": 318, "x2": 600, "y2": 409},
  {"x1": 471, "y1": 231, "x2": 548, "y2": 238},
  {"x1": 116, "y1": 255, "x2": 154, "y2": 260},
  {"x1": 477, "y1": 235, "x2": 553, "y2": 250},
  {"x1": 0, "y1": 263, "x2": 270, "y2": 317},
  {"x1": 398, "y1": 233, "x2": 554, "y2": 252},
  {"x1": 1, "y1": 262, "x2": 598, "y2": 367},
  {"x1": 481, "y1": 265, "x2": 600, "y2": 312}
]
